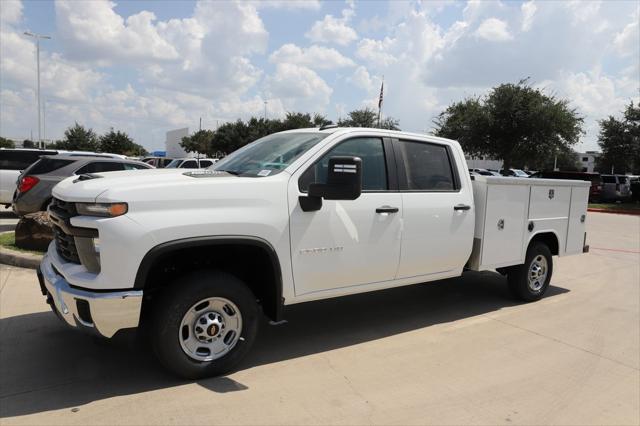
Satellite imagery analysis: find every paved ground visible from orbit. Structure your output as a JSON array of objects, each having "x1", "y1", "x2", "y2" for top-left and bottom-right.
[
  {"x1": 0, "y1": 212, "x2": 638, "y2": 425},
  {"x1": 0, "y1": 206, "x2": 18, "y2": 233}
]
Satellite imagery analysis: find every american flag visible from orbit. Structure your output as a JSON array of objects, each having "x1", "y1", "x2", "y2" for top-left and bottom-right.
[{"x1": 378, "y1": 81, "x2": 384, "y2": 109}]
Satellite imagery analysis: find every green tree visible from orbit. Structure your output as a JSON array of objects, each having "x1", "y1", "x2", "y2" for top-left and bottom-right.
[
  {"x1": 53, "y1": 122, "x2": 100, "y2": 151},
  {"x1": 180, "y1": 129, "x2": 216, "y2": 156},
  {"x1": 0, "y1": 137, "x2": 15, "y2": 148},
  {"x1": 338, "y1": 108, "x2": 400, "y2": 130},
  {"x1": 99, "y1": 128, "x2": 147, "y2": 156},
  {"x1": 22, "y1": 139, "x2": 35, "y2": 148},
  {"x1": 596, "y1": 102, "x2": 640, "y2": 174},
  {"x1": 210, "y1": 113, "x2": 333, "y2": 156},
  {"x1": 433, "y1": 80, "x2": 584, "y2": 171}
]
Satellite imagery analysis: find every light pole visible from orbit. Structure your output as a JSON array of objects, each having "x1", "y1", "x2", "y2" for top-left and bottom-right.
[
  {"x1": 263, "y1": 100, "x2": 268, "y2": 120},
  {"x1": 24, "y1": 31, "x2": 51, "y2": 149}
]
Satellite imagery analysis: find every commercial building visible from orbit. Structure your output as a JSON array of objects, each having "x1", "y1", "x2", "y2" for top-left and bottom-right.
[
  {"x1": 577, "y1": 151, "x2": 600, "y2": 173},
  {"x1": 165, "y1": 128, "x2": 193, "y2": 159}
]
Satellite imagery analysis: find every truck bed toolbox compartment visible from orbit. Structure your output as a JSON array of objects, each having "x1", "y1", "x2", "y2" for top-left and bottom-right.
[{"x1": 467, "y1": 176, "x2": 590, "y2": 271}]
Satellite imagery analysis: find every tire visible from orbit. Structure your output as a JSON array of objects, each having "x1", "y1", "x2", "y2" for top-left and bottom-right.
[
  {"x1": 507, "y1": 242, "x2": 553, "y2": 302},
  {"x1": 149, "y1": 270, "x2": 259, "y2": 379}
]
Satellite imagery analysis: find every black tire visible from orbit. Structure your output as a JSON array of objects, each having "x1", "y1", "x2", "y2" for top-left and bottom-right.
[
  {"x1": 149, "y1": 270, "x2": 259, "y2": 379},
  {"x1": 507, "y1": 242, "x2": 553, "y2": 302}
]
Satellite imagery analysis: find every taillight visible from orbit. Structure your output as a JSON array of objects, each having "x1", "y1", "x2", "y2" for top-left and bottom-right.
[{"x1": 18, "y1": 176, "x2": 39, "y2": 193}]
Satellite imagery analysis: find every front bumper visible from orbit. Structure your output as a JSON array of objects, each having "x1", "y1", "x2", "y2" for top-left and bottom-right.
[{"x1": 38, "y1": 253, "x2": 143, "y2": 338}]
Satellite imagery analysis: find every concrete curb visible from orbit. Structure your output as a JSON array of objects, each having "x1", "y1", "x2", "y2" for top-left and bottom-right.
[
  {"x1": 588, "y1": 208, "x2": 640, "y2": 216},
  {"x1": 0, "y1": 246, "x2": 42, "y2": 269},
  {"x1": 0, "y1": 231, "x2": 44, "y2": 270}
]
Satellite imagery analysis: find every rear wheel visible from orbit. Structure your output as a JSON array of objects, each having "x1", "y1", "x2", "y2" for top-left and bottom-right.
[
  {"x1": 150, "y1": 271, "x2": 259, "y2": 379},
  {"x1": 507, "y1": 242, "x2": 553, "y2": 302}
]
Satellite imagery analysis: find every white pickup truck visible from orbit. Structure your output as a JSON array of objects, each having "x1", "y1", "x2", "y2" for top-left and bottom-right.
[{"x1": 37, "y1": 127, "x2": 590, "y2": 378}]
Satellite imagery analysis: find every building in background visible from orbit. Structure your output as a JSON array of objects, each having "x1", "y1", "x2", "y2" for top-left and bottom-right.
[
  {"x1": 577, "y1": 151, "x2": 600, "y2": 173},
  {"x1": 165, "y1": 128, "x2": 191, "y2": 158}
]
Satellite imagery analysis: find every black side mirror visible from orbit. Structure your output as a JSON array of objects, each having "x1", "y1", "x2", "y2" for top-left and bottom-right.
[{"x1": 300, "y1": 156, "x2": 362, "y2": 212}]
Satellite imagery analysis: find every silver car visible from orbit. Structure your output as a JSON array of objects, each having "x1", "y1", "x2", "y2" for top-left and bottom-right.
[{"x1": 13, "y1": 155, "x2": 152, "y2": 216}]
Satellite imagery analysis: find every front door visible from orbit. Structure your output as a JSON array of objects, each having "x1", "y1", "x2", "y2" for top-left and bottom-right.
[{"x1": 288, "y1": 137, "x2": 402, "y2": 296}]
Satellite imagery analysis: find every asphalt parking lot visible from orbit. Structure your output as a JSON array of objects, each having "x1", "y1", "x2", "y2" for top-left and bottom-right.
[{"x1": 0, "y1": 212, "x2": 638, "y2": 425}]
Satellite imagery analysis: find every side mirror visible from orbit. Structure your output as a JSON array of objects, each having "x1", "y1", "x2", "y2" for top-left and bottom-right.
[{"x1": 300, "y1": 156, "x2": 362, "y2": 212}]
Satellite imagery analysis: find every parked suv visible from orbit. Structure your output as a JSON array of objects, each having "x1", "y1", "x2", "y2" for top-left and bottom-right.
[
  {"x1": 600, "y1": 174, "x2": 631, "y2": 202},
  {"x1": 13, "y1": 155, "x2": 152, "y2": 216},
  {"x1": 529, "y1": 171, "x2": 602, "y2": 202},
  {"x1": 0, "y1": 148, "x2": 58, "y2": 205},
  {"x1": 165, "y1": 158, "x2": 217, "y2": 169}
]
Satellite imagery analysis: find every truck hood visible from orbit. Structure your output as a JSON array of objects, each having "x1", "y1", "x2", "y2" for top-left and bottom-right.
[{"x1": 52, "y1": 169, "x2": 282, "y2": 203}]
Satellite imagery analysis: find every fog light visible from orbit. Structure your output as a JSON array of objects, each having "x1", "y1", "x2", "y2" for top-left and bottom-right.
[{"x1": 93, "y1": 238, "x2": 100, "y2": 254}]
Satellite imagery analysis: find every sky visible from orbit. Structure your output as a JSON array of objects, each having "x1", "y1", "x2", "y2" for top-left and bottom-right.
[{"x1": 1, "y1": 0, "x2": 638, "y2": 153}]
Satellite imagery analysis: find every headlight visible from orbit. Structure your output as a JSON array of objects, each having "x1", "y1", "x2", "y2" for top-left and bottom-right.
[{"x1": 76, "y1": 202, "x2": 128, "y2": 217}]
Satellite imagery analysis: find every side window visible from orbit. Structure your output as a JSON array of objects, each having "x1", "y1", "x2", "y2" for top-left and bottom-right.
[
  {"x1": 396, "y1": 140, "x2": 457, "y2": 191},
  {"x1": 181, "y1": 160, "x2": 198, "y2": 169},
  {"x1": 123, "y1": 163, "x2": 150, "y2": 170},
  {"x1": 299, "y1": 137, "x2": 387, "y2": 192},
  {"x1": 199, "y1": 160, "x2": 213, "y2": 168},
  {"x1": 0, "y1": 151, "x2": 42, "y2": 170},
  {"x1": 76, "y1": 162, "x2": 124, "y2": 174}
]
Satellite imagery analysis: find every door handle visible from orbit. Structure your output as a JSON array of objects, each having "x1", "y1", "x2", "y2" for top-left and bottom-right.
[
  {"x1": 376, "y1": 206, "x2": 399, "y2": 214},
  {"x1": 454, "y1": 204, "x2": 471, "y2": 211}
]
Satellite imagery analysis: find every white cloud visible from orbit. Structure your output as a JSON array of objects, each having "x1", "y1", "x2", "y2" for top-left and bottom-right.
[
  {"x1": 269, "y1": 44, "x2": 355, "y2": 69},
  {"x1": 356, "y1": 38, "x2": 397, "y2": 66},
  {"x1": 521, "y1": 1, "x2": 537, "y2": 32},
  {"x1": 349, "y1": 66, "x2": 375, "y2": 91},
  {"x1": 306, "y1": 8, "x2": 358, "y2": 46},
  {"x1": 253, "y1": 0, "x2": 321, "y2": 10},
  {"x1": 266, "y1": 63, "x2": 332, "y2": 111},
  {"x1": 475, "y1": 18, "x2": 513, "y2": 41},
  {"x1": 0, "y1": 0, "x2": 22, "y2": 25},
  {"x1": 613, "y1": 11, "x2": 639, "y2": 57},
  {"x1": 55, "y1": 0, "x2": 180, "y2": 63}
]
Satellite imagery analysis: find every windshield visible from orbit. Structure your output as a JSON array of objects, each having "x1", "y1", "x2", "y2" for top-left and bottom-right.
[
  {"x1": 165, "y1": 159, "x2": 182, "y2": 168},
  {"x1": 212, "y1": 132, "x2": 328, "y2": 177}
]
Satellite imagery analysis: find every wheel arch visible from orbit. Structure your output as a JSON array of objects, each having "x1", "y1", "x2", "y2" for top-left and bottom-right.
[
  {"x1": 527, "y1": 231, "x2": 560, "y2": 256},
  {"x1": 135, "y1": 236, "x2": 284, "y2": 322}
]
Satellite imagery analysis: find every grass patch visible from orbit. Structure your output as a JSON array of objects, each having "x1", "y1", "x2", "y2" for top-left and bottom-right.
[
  {"x1": 0, "y1": 232, "x2": 45, "y2": 255},
  {"x1": 589, "y1": 202, "x2": 640, "y2": 211}
]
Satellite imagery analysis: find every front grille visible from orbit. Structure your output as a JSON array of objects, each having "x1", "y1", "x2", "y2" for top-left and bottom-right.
[
  {"x1": 53, "y1": 226, "x2": 80, "y2": 263},
  {"x1": 50, "y1": 198, "x2": 81, "y2": 264}
]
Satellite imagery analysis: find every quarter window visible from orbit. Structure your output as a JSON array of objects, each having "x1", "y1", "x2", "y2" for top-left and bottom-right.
[
  {"x1": 396, "y1": 140, "x2": 457, "y2": 191},
  {"x1": 299, "y1": 137, "x2": 387, "y2": 192}
]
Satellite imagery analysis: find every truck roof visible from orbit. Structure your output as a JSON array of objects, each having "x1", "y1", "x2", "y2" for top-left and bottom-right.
[{"x1": 280, "y1": 127, "x2": 458, "y2": 145}]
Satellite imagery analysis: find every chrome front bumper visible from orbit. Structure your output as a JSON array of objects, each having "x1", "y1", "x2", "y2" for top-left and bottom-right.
[{"x1": 38, "y1": 254, "x2": 143, "y2": 338}]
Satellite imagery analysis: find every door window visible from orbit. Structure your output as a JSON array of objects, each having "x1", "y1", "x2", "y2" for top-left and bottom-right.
[
  {"x1": 299, "y1": 137, "x2": 387, "y2": 191},
  {"x1": 180, "y1": 160, "x2": 198, "y2": 169},
  {"x1": 75, "y1": 161, "x2": 124, "y2": 174},
  {"x1": 199, "y1": 160, "x2": 213, "y2": 168},
  {"x1": 396, "y1": 140, "x2": 458, "y2": 191}
]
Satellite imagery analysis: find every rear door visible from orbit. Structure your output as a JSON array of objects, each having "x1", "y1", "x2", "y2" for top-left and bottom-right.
[{"x1": 393, "y1": 139, "x2": 475, "y2": 279}]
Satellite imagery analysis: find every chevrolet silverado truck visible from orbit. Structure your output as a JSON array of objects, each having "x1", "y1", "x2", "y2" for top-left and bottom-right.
[{"x1": 37, "y1": 127, "x2": 590, "y2": 378}]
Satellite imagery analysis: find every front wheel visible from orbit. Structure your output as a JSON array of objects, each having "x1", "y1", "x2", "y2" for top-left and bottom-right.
[
  {"x1": 149, "y1": 271, "x2": 259, "y2": 379},
  {"x1": 507, "y1": 243, "x2": 553, "y2": 302}
]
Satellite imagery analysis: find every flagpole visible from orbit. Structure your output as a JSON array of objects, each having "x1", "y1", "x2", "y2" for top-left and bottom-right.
[{"x1": 377, "y1": 76, "x2": 384, "y2": 128}]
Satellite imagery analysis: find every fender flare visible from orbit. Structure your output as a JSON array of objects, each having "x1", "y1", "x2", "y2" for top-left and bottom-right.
[{"x1": 134, "y1": 235, "x2": 284, "y2": 320}]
